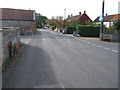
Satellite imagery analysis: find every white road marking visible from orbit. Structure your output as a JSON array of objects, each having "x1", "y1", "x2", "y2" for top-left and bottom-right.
[
  {"x1": 97, "y1": 45, "x2": 103, "y2": 48},
  {"x1": 111, "y1": 50, "x2": 118, "y2": 53},
  {"x1": 75, "y1": 38, "x2": 118, "y2": 53},
  {"x1": 61, "y1": 84, "x2": 65, "y2": 89},
  {"x1": 42, "y1": 39, "x2": 47, "y2": 40},
  {"x1": 25, "y1": 42, "x2": 28, "y2": 44},
  {"x1": 92, "y1": 44, "x2": 97, "y2": 46},
  {"x1": 87, "y1": 42, "x2": 91, "y2": 44},
  {"x1": 83, "y1": 41, "x2": 87, "y2": 42},
  {"x1": 104, "y1": 47, "x2": 111, "y2": 50},
  {"x1": 25, "y1": 39, "x2": 31, "y2": 44}
]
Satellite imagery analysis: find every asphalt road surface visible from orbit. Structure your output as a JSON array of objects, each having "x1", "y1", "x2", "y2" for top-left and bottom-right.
[{"x1": 2, "y1": 29, "x2": 118, "y2": 88}]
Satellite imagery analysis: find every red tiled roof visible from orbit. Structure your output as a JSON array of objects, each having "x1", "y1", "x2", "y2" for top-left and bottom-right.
[
  {"x1": 66, "y1": 14, "x2": 83, "y2": 21},
  {"x1": 0, "y1": 8, "x2": 35, "y2": 21},
  {"x1": 94, "y1": 14, "x2": 120, "y2": 22},
  {"x1": 64, "y1": 12, "x2": 92, "y2": 25},
  {"x1": 110, "y1": 14, "x2": 120, "y2": 21}
]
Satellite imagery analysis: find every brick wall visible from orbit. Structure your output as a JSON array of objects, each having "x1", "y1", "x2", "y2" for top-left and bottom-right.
[
  {"x1": 0, "y1": 29, "x2": 3, "y2": 65},
  {"x1": 1, "y1": 27, "x2": 20, "y2": 62},
  {"x1": 2, "y1": 20, "x2": 36, "y2": 35}
]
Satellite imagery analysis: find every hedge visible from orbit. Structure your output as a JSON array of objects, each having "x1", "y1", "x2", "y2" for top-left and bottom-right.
[
  {"x1": 66, "y1": 26, "x2": 76, "y2": 34},
  {"x1": 77, "y1": 25, "x2": 100, "y2": 37},
  {"x1": 114, "y1": 19, "x2": 120, "y2": 30}
]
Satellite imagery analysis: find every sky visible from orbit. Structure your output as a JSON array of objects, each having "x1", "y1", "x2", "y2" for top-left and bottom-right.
[{"x1": 0, "y1": 0, "x2": 119, "y2": 20}]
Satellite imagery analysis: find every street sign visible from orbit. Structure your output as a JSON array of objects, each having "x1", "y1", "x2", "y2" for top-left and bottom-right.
[{"x1": 99, "y1": 15, "x2": 103, "y2": 22}]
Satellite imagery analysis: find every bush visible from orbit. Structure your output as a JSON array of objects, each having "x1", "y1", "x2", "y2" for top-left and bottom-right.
[
  {"x1": 51, "y1": 26, "x2": 55, "y2": 30},
  {"x1": 77, "y1": 25, "x2": 100, "y2": 37},
  {"x1": 66, "y1": 26, "x2": 76, "y2": 34},
  {"x1": 114, "y1": 19, "x2": 120, "y2": 30}
]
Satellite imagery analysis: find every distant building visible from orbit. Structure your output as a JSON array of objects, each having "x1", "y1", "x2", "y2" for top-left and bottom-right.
[
  {"x1": 0, "y1": 8, "x2": 36, "y2": 34},
  {"x1": 94, "y1": 14, "x2": 120, "y2": 28},
  {"x1": 64, "y1": 11, "x2": 92, "y2": 25}
]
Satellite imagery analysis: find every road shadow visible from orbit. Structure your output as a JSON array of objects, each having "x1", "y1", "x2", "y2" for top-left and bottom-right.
[{"x1": 2, "y1": 43, "x2": 61, "y2": 88}]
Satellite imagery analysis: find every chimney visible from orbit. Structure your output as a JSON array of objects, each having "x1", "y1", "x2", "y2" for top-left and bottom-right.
[
  {"x1": 84, "y1": 11, "x2": 86, "y2": 14},
  {"x1": 68, "y1": 15, "x2": 70, "y2": 18},
  {"x1": 71, "y1": 14, "x2": 73, "y2": 17},
  {"x1": 106, "y1": 13, "x2": 108, "y2": 16},
  {"x1": 79, "y1": 12, "x2": 81, "y2": 15}
]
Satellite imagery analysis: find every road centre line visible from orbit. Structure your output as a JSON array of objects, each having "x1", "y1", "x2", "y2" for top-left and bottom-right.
[
  {"x1": 76, "y1": 38, "x2": 118, "y2": 53},
  {"x1": 97, "y1": 45, "x2": 103, "y2": 48},
  {"x1": 111, "y1": 50, "x2": 118, "y2": 53},
  {"x1": 103, "y1": 47, "x2": 111, "y2": 50},
  {"x1": 87, "y1": 42, "x2": 91, "y2": 44},
  {"x1": 92, "y1": 44, "x2": 97, "y2": 46}
]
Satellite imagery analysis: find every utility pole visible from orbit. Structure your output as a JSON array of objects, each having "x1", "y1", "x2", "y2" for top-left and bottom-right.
[{"x1": 99, "y1": 0, "x2": 105, "y2": 40}]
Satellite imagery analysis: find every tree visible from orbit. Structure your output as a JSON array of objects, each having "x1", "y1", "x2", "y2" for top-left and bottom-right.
[
  {"x1": 35, "y1": 13, "x2": 48, "y2": 28},
  {"x1": 114, "y1": 19, "x2": 120, "y2": 30},
  {"x1": 70, "y1": 19, "x2": 80, "y2": 26},
  {"x1": 86, "y1": 20, "x2": 94, "y2": 25},
  {"x1": 48, "y1": 16, "x2": 64, "y2": 30}
]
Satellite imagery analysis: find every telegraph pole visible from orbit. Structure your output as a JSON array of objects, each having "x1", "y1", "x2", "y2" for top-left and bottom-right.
[{"x1": 99, "y1": 0, "x2": 105, "y2": 40}]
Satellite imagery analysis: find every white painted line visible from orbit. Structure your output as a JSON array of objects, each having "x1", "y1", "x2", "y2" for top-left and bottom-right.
[
  {"x1": 104, "y1": 47, "x2": 111, "y2": 50},
  {"x1": 92, "y1": 44, "x2": 97, "y2": 46},
  {"x1": 25, "y1": 42, "x2": 28, "y2": 44},
  {"x1": 87, "y1": 42, "x2": 91, "y2": 44},
  {"x1": 43, "y1": 39, "x2": 46, "y2": 40},
  {"x1": 111, "y1": 50, "x2": 118, "y2": 53},
  {"x1": 25, "y1": 39, "x2": 31, "y2": 44},
  {"x1": 83, "y1": 41, "x2": 87, "y2": 42},
  {"x1": 61, "y1": 84, "x2": 65, "y2": 89},
  {"x1": 97, "y1": 45, "x2": 103, "y2": 48}
]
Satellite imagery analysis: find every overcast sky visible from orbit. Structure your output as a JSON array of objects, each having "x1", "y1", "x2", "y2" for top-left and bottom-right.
[{"x1": 0, "y1": 0, "x2": 119, "y2": 20}]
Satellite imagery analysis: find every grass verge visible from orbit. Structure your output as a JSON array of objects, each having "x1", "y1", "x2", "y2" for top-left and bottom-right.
[{"x1": 2, "y1": 58, "x2": 15, "y2": 73}]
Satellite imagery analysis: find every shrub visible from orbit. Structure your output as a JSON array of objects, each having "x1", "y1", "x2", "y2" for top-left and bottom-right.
[
  {"x1": 77, "y1": 25, "x2": 100, "y2": 37},
  {"x1": 66, "y1": 26, "x2": 76, "y2": 34},
  {"x1": 114, "y1": 19, "x2": 120, "y2": 30}
]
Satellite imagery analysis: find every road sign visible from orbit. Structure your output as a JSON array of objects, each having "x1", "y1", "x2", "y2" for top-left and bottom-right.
[{"x1": 99, "y1": 15, "x2": 103, "y2": 22}]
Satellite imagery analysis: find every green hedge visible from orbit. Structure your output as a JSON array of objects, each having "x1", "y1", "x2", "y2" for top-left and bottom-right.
[
  {"x1": 114, "y1": 19, "x2": 120, "y2": 30},
  {"x1": 66, "y1": 26, "x2": 76, "y2": 34},
  {"x1": 77, "y1": 25, "x2": 100, "y2": 37}
]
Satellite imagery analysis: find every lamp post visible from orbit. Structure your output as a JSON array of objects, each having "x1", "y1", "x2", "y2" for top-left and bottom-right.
[{"x1": 99, "y1": 0, "x2": 105, "y2": 40}]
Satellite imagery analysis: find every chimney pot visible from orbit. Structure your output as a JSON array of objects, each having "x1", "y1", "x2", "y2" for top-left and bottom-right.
[
  {"x1": 68, "y1": 15, "x2": 70, "y2": 18},
  {"x1": 106, "y1": 13, "x2": 108, "y2": 16},
  {"x1": 79, "y1": 12, "x2": 81, "y2": 15},
  {"x1": 84, "y1": 11, "x2": 86, "y2": 14}
]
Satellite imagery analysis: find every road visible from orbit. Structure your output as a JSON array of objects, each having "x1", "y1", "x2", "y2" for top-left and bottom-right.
[{"x1": 2, "y1": 29, "x2": 118, "y2": 88}]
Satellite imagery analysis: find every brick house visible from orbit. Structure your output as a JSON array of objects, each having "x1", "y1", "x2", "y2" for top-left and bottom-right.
[
  {"x1": 94, "y1": 14, "x2": 120, "y2": 28},
  {"x1": 64, "y1": 11, "x2": 92, "y2": 25},
  {"x1": 0, "y1": 8, "x2": 36, "y2": 34}
]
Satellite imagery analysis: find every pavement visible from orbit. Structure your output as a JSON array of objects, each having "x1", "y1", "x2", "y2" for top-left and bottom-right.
[
  {"x1": 2, "y1": 29, "x2": 118, "y2": 88},
  {"x1": 64, "y1": 34, "x2": 99, "y2": 40}
]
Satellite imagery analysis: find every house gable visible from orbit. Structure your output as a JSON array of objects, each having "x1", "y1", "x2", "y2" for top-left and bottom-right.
[{"x1": 64, "y1": 11, "x2": 92, "y2": 25}]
